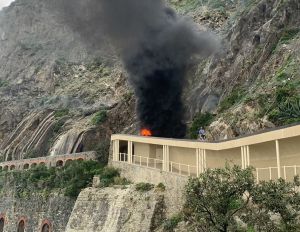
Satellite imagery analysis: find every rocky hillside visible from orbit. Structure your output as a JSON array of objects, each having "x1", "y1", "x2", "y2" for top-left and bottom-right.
[{"x1": 0, "y1": 0, "x2": 300, "y2": 160}]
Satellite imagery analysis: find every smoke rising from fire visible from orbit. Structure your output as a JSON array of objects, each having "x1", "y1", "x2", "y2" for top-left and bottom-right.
[{"x1": 51, "y1": 0, "x2": 218, "y2": 138}]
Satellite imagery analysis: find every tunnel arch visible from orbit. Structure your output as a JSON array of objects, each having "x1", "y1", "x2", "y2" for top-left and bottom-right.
[
  {"x1": 23, "y1": 164, "x2": 29, "y2": 170},
  {"x1": 40, "y1": 219, "x2": 52, "y2": 232},
  {"x1": 77, "y1": 158, "x2": 84, "y2": 162},
  {"x1": 0, "y1": 217, "x2": 4, "y2": 232},
  {"x1": 65, "y1": 159, "x2": 73, "y2": 166},
  {"x1": 31, "y1": 163, "x2": 37, "y2": 168},
  {"x1": 39, "y1": 162, "x2": 46, "y2": 167},
  {"x1": 17, "y1": 219, "x2": 25, "y2": 232},
  {"x1": 10, "y1": 165, "x2": 16, "y2": 171},
  {"x1": 3, "y1": 166, "x2": 8, "y2": 171},
  {"x1": 56, "y1": 160, "x2": 63, "y2": 167}
]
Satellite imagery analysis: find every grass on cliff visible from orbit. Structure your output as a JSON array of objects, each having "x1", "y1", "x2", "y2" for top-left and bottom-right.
[
  {"x1": 91, "y1": 110, "x2": 108, "y2": 125},
  {"x1": 0, "y1": 160, "x2": 120, "y2": 199}
]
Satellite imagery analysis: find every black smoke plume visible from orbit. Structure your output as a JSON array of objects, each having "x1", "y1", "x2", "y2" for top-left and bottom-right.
[{"x1": 50, "y1": 0, "x2": 218, "y2": 138}]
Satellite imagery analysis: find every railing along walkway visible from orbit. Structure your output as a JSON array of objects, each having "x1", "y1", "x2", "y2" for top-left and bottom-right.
[
  {"x1": 117, "y1": 153, "x2": 300, "y2": 180},
  {"x1": 118, "y1": 153, "x2": 197, "y2": 177}
]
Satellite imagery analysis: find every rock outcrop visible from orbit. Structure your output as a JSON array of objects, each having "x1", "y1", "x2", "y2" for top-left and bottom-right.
[{"x1": 66, "y1": 186, "x2": 165, "y2": 232}]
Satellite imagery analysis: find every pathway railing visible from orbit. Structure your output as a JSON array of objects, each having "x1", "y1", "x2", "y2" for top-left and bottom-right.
[
  {"x1": 117, "y1": 153, "x2": 197, "y2": 177},
  {"x1": 170, "y1": 161, "x2": 197, "y2": 177},
  {"x1": 256, "y1": 165, "x2": 300, "y2": 182}
]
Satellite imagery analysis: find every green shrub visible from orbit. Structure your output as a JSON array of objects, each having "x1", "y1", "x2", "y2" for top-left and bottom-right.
[
  {"x1": 269, "y1": 97, "x2": 300, "y2": 125},
  {"x1": 219, "y1": 88, "x2": 246, "y2": 112},
  {"x1": 54, "y1": 109, "x2": 69, "y2": 118},
  {"x1": 156, "y1": 183, "x2": 166, "y2": 191},
  {"x1": 0, "y1": 80, "x2": 8, "y2": 88},
  {"x1": 0, "y1": 160, "x2": 121, "y2": 199},
  {"x1": 91, "y1": 110, "x2": 108, "y2": 125},
  {"x1": 113, "y1": 176, "x2": 131, "y2": 186},
  {"x1": 135, "y1": 182, "x2": 154, "y2": 192},
  {"x1": 95, "y1": 140, "x2": 110, "y2": 164},
  {"x1": 279, "y1": 29, "x2": 300, "y2": 44},
  {"x1": 52, "y1": 120, "x2": 65, "y2": 134},
  {"x1": 189, "y1": 112, "x2": 214, "y2": 139},
  {"x1": 100, "y1": 167, "x2": 120, "y2": 187},
  {"x1": 163, "y1": 213, "x2": 183, "y2": 232}
]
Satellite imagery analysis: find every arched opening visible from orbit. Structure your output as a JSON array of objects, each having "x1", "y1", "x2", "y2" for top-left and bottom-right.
[
  {"x1": 56, "y1": 160, "x2": 63, "y2": 167},
  {"x1": 10, "y1": 165, "x2": 16, "y2": 171},
  {"x1": 76, "y1": 143, "x2": 84, "y2": 153},
  {"x1": 0, "y1": 166, "x2": 2, "y2": 172},
  {"x1": 23, "y1": 164, "x2": 29, "y2": 170},
  {"x1": 17, "y1": 220, "x2": 25, "y2": 232},
  {"x1": 41, "y1": 223, "x2": 50, "y2": 232},
  {"x1": 31, "y1": 163, "x2": 37, "y2": 169},
  {"x1": 3, "y1": 166, "x2": 8, "y2": 171},
  {"x1": 0, "y1": 217, "x2": 4, "y2": 232},
  {"x1": 77, "y1": 158, "x2": 84, "y2": 162},
  {"x1": 65, "y1": 159, "x2": 73, "y2": 166},
  {"x1": 39, "y1": 162, "x2": 46, "y2": 167}
]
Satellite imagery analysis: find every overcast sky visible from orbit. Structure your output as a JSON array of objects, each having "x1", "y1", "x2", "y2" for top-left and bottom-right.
[{"x1": 0, "y1": 0, "x2": 14, "y2": 10}]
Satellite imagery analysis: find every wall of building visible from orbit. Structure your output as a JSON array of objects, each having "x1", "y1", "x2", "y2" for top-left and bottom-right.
[
  {"x1": 0, "y1": 193, "x2": 75, "y2": 232},
  {"x1": 206, "y1": 147, "x2": 241, "y2": 168},
  {"x1": 112, "y1": 161, "x2": 188, "y2": 216}
]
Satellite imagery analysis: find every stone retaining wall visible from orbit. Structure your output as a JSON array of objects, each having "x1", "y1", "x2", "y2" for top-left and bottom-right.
[{"x1": 112, "y1": 161, "x2": 188, "y2": 216}]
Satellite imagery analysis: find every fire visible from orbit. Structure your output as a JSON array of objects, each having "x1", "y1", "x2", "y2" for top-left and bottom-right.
[{"x1": 140, "y1": 128, "x2": 152, "y2": 136}]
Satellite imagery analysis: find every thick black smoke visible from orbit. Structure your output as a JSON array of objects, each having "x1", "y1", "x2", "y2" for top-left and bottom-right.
[{"x1": 50, "y1": 0, "x2": 218, "y2": 138}]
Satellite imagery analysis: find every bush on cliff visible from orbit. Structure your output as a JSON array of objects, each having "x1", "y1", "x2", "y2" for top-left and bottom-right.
[
  {"x1": 0, "y1": 160, "x2": 120, "y2": 198},
  {"x1": 183, "y1": 165, "x2": 300, "y2": 232}
]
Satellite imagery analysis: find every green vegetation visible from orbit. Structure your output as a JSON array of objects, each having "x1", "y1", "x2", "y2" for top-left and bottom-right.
[
  {"x1": 0, "y1": 80, "x2": 9, "y2": 88},
  {"x1": 279, "y1": 29, "x2": 300, "y2": 45},
  {"x1": 163, "y1": 213, "x2": 183, "y2": 232},
  {"x1": 135, "y1": 182, "x2": 154, "y2": 192},
  {"x1": 91, "y1": 110, "x2": 108, "y2": 125},
  {"x1": 183, "y1": 165, "x2": 300, "y2": 232},
  {"x1": 189, "y1": 112, "x2": 214, "y2": 139},
  {"x1": 219, "y1": 88, "x2": 246, "y2": 113},
  {"x1": 156, "y1": 183, "x2": 166, "y2": 191},
  {"x1": 54, "y1": 109, "x2": 69, "y2": 118},
  {"x1": 95, "y1": 140, "x2": 110, "y2": 164},
  {"x1": 0, "y1": 160, "x2": 120, "y2": 198}
]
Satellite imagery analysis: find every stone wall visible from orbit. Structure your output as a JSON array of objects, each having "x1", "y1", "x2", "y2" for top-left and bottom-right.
[
  {"x1": 112, "y1": 161, "x2": 188, "y2": 216},
  {"x1": 0, "y1": 193, "x2": 75, "y2": 232},
  {"x1": 66, "y1": 186, "x2": 164, "y2": 232}
]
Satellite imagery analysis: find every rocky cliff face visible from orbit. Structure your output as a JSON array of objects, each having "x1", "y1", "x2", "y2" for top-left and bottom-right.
[
  {"x1": 66, "y1": 186, "x2": 164, "y2": 232},
  {"x1": 0, "y1": 0, "x2": 300, "y2": 160},
  {"x1": 0, "y1": 0, "x2": 134, "y2": 160}
]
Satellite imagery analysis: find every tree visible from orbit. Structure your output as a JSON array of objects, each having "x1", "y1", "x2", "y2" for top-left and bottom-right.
[{"x1": 184, "y1": 165, "x2": 300, "y2": 232}]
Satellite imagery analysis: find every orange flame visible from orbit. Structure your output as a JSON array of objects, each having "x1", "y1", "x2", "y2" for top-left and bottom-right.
[{"x1": 140, "y1": 128, "x2": 152, "y2": 136}]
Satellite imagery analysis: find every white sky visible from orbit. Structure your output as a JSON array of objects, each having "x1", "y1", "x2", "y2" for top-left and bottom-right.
[{"x1": 0, "y1": 0, "x2": 15, "y2": 10}]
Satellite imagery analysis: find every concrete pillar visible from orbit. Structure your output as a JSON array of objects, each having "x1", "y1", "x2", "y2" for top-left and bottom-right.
[
  {"x1": 241, "y1": 146, "x2": 244, "y2": 169},
  {"x1": 163, "y1": 145, "x2": 170, "y2": 172},
  {"x1": 128, "y1": 141, "x2": 133, "y2": 164},
  {"x1": 241, "y1": 146, "x2": 250, "y2": 168},
  {"x1": 113, "y1": 140, "x2": 120, "y2": 161},
  {"x1": 196, "y1": 148, "x2": 206, "y2": 176},
  {"x1": 196, "y1": 149, "x2": 200, "y2": 177},
  {"x1": 276, "y1": 140, "x2": 281, "y2": 178}
]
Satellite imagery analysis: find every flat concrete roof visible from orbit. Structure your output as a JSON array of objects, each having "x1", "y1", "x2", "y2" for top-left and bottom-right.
[{"x1": 111, "y1": 123, "x2": 300, "y2": 150}]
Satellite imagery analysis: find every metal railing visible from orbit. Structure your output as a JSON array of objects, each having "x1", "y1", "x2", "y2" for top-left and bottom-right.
[
  {"x1": 170, "y1": 161, "x2": 197, "y2": 177},
  {"x1": 117, "y1": 153, "x2": 196, "y2": 176},
  {"x1": 133, "y1": 155, "x2": 163, "y2": 170},
  {"x1": 256, "y1": 165, "x2": 300, "y2": 182}
]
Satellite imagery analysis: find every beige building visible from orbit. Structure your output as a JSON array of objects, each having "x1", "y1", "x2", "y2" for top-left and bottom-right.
[{"x1": 111, "y1": 124, "x2": 300, "y2": 182}]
